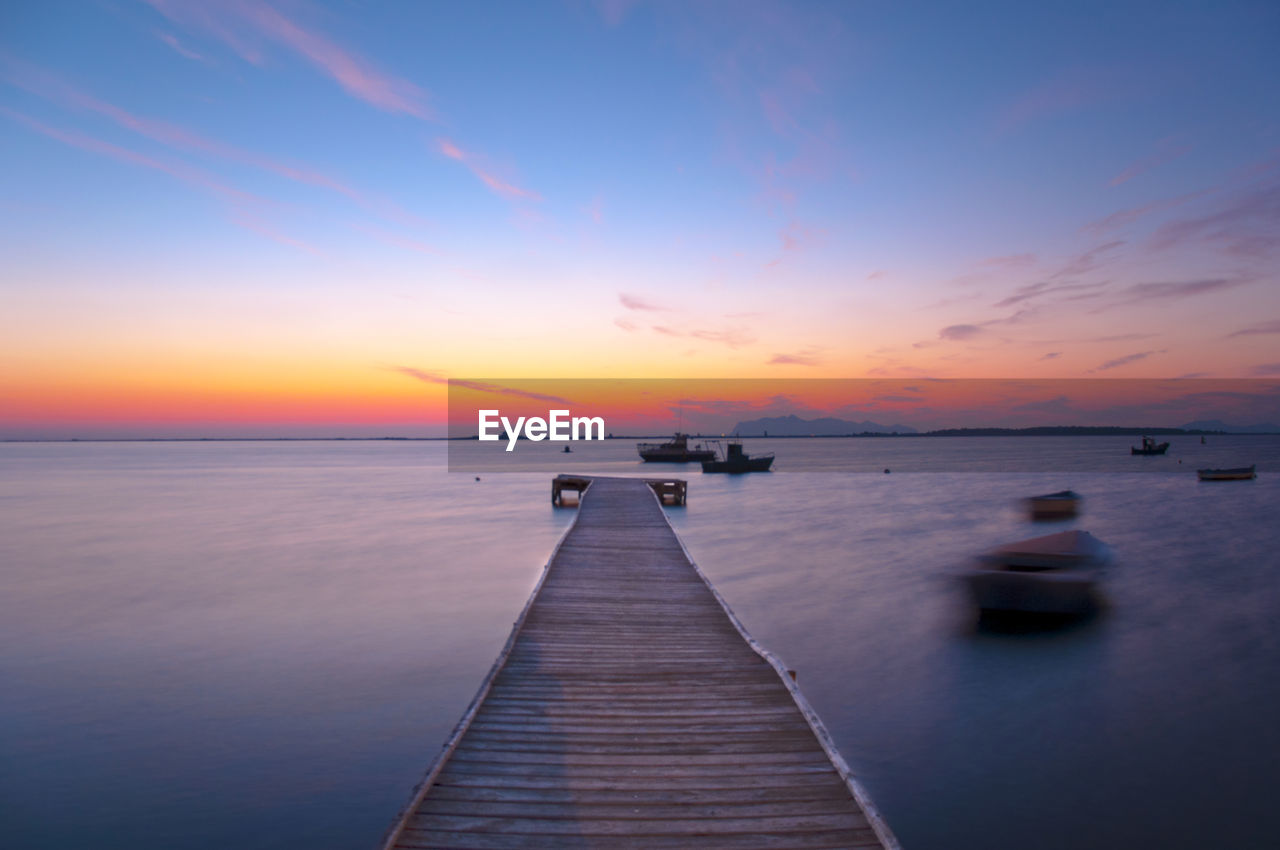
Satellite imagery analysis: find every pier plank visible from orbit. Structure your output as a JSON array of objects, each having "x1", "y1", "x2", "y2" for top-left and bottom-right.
[{"x1": 383, "y1": 477, "x2": 896, "y2": 850}]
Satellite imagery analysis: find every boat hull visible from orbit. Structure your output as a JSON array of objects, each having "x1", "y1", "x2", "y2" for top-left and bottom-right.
[
  {"x1": 963, "y1": 569, "x2": 1101, "y2": 614},
  {"x1": 639, "y1": 449, "x2": 717, "y2": 463},
  {"x1": 1130, "y1": 446, "x2": 1169, "y2": 455},
  {"x1": 701, "y1": 456, "x2": 774, "y2": 473},
  {"x1": 962, "y1": 530, "x2": 1111, "y2": 614},
  {"x1": 1196, "y1": 466, "x2": 1256, "y2": 481},
  {"x1": 1027, "y1": 490, "x2": 1080, "y2": 520}
]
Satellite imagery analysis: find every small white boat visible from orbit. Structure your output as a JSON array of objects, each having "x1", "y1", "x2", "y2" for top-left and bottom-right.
[
  {"x1": 962, "y1": 530, "x2": 1112, "y2": 614},
  {"x1": 1027, "y1": 489, "x2": 1081, "y2": 520},
  {"x1": 1196, "y1": 465, "x2": 1256, "y2": 481}
]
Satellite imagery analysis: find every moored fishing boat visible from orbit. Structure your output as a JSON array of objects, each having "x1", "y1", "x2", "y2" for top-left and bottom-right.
[
  {"x1": 1131, "y1": 436, "x2": 1170, "y2": 455},
  {"x1": 637, "y1": 433, "x2": 716, "y2": 463},
  {"x1": 1196, "y1": 465, "x2": 1256, "y2": 481},
  {"x1": 961, "y1": 530, "x2": 1112, "y2": 614},
  {"x1": 701, "y1": 441, "x2": 774, "y2": 473}
]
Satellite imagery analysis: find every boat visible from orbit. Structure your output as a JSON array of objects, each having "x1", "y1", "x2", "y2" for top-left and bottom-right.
[
  {"x1": 637, "y1": 433, "x2": 716, "y2": 463},
  {"x1": 1027, "y1": 489, "x2": 1081, "y2": 520},
  {"x1": 701, "y1": 441, "x2": 774, "y2": 473},
  {"x1": 961, "y1": 530, "x2": 1112, "y2": 614},
  {"x1": 562, "y1": 445, "x2": 572, "y2": 453},
  {"x1": 1196, "y1": 465, "x2": 1256, "y2": 481},
  {"x1": 1131, "y1": 436, "x2": 1170, "y2": 455}
]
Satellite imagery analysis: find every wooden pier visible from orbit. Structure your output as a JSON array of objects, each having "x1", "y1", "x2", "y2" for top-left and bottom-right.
[{"x1": 383, "y1": 476, "x2": 898, "y2": 849}]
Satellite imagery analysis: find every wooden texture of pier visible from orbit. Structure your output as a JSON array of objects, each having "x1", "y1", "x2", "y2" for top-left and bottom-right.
[{"x1": 383, "y1": 476, "x2": 898, "y2": 850}]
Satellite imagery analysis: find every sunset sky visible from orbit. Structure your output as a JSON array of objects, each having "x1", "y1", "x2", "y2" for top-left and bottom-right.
[{"x1": 2, "y1": 1, "x2": 1278, "y2": 437}]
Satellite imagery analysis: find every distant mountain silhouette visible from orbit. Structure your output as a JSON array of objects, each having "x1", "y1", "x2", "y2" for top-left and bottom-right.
[
  {"x1": 731, "y1": 414, "x2": 917, "y2": 436},
  {"x1": 1179, "y1": 420, "x2": 1280, "y2": 434}
]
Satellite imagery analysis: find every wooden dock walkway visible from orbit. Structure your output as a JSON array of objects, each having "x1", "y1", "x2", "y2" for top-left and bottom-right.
[{"x1": 383, "y1": 476, "x2": 898, "y2": 850}]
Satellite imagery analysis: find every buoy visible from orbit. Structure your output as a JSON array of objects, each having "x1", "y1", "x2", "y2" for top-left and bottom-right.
[
  {"x1": 884, "y1": 468, "x2": 890, "y2": 474},
  {"x1": 475, "y1": 476, "x2": 481, "y2": 481}
]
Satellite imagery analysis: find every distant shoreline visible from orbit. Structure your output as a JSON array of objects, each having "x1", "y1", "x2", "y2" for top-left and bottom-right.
[{"x1": 5, "y1": 427, "x2": 1278, "y2": 443}]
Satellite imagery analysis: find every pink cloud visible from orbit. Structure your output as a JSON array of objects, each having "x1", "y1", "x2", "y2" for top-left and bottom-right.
[
  {"x1": 144, "y1": 0, "x2": 267, "y2": 65},
  {"x1": 435, "y1": 137, "x2": 541, "y2": 202},
  {"x1": 769, "y1": 352, "x2": 822, "y2": 366},
  {"x1": 145, "y1": 0, "x2": 429, "y2": 118},
  {"x1": 0, "y1": 107, "x2": 256, "y2": 205},
  {"x1": 1, "y1": 57, "x2": 426, "y2": 228},
  {"x1": 155, "y1": 30, "x2": 206, "y2": 62},
  {"x1": 619, "y1": 293, "x2": 669, "y2": 311},
  {"x1": 1109, "y1": 139, "x2": 1192, "y2": 186},
  {"x1": 939, "y1": 324, "x2": 984, "y2": 341},
  {"x1": 979, "y1": 253, "x2": 1036, "y2": 268},
  {"x1": 594, "y1": 0, "x2": 640, "y2": 27},
  {"x1": 1081, "y1": 190, "x2": 1212, "y2": 236},
  {"x1": 350, "y1": 222, "x2": 437, "y2": 255},
  {"x1": 996, "y1": 67, "x2": 1128, "y2": 134},
  {"x1": 0, "y1": 108, "x2": 342, "y2": 257},
  {"x1": 232, "y1": 210, "x2": 324, "y2": 255}
]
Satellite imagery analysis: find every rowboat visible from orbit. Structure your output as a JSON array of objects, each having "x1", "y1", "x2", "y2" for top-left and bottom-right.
[
  {"x1": 1196, "y1": 465, "x2": 1256, "y2": 481},
  {"x1": 961, "y1": 530, "x2": 1112, "y2": 614},
  {"x1": 1027, "y1": 489, "x2": 1081, "y2": 520}
]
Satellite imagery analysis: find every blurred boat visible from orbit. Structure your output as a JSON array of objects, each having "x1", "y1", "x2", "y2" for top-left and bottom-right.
[
  {"x1": 1131, "y1": 436, "x2": 1169, "y2": 455},
  {"x1": 1196, "y1": 465, "x2": 1256, "y2": 481},
  {"x1": 1027, "y1": 489, "x2": 1081, "y2": 520},
  {"x1": 701, "y1": 441, "x2": 774, "y2": 473},
  {"x1": 962, "y1": 530, "x2": 1111, "y2": 614},
  {"x1": 637, "y1": 433, "x2": 715, "y2": 463}
]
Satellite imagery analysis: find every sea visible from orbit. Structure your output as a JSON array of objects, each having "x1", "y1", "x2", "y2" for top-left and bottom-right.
[{"x1": 2, "y1": 437, "x2": 1278, "y2": 849}]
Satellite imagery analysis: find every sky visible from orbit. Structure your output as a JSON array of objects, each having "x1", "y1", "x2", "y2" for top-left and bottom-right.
[{"x1": 2, "y1": 0, "x2": 1279, "y2": 437}]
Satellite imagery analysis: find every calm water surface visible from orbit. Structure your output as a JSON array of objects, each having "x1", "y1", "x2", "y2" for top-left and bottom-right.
[{"x1": 2, "y1": 440, "x2": 1278, "y2": 849}]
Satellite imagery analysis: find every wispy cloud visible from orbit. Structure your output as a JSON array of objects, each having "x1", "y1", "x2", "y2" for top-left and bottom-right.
[
  {"x1": 1251, "y1": 363, "x2": 1280, "y2": 376},
  {"x1": 1125, "y1": 277, "x2": 1252, "y2": 302},
  {"x1": 146, "y1": 0, "x2": 431, "y2": 118},
  {"x1": 0, "y1": 108, "x2": 340, "y2": 254},
  {"x1": 613, "y1": 317, "x2": 638, "y2": 332},
  {"x1": 232, "y1": 209, "x2": 323, "y2": 255},
  {"x1": 690, "y1": 328, "x2": 755, "y2": 347},
  {"x1": 619, "y1": 293, "x2": 670, "y2": 312},
  {"x1": 436, "y1": 137, "x2": 541, "y2": 201},
  {"x1": 1227, "y1": 319, "x2": 1280, "y2": 338},
  {"x1": 1093, "y1": 350, "x2": 1165, "y2": 372},
  {"x1": 154, "y1": 30, "x2": 206, "y2": 62},
  {"x1": 980, "y1": 253, "x2": 1036, "y2": 268},
  {"x1": 649, "y1": 325, "x2": 755, "y2": 348},
  {"x1": 1040, "y1": 352, "x2": 1061, "y2": 360},
  {"x1": 996, "y1": 66, "x2": 1125, "y2": 134},
  {"x1": 1051, "y1": 240, "x2": 1125, "y2": 279},
  {"x1": 939, "y1": 324, "x2": 984, "y2": 341},
  {"x1": 0, "y1": 107, "x2": 256, "y2": 204},
  {"x1": 1, "y1": 57, "x2": 426, "y2": 228},
  {"x1": 350, "y1": 222, "x2": 437, "y2": 255},
  {"x1": 594, "y1": 0, "x2": 641, "y2": 27},
  {"x1": 994, "y1": 281, "x2": 1108, "y2": 309},
  {"x1": 1109, "y1": 139, "x2": 1192, "y2": 186},
  {"x1": 391, "y1": 368, "x2": 572, "y2": 403},
  {"x1": 1149, "y1": 183, "x2": 1280, "y2": 258},
  {"x1": 768, "y1": 351, "x2": 822, "y2": 366},
  {"x1": 1082, "y1": 190, "x2": 1212, "y2": 236}
]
